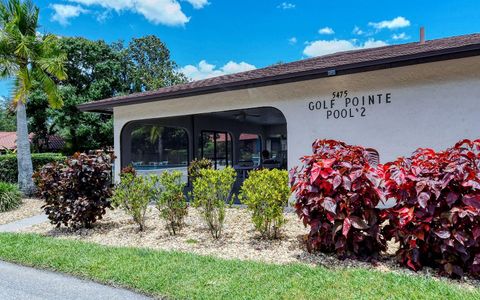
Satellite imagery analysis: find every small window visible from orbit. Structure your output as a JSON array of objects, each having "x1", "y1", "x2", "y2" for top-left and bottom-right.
[
  {"x1": 129, "y1": 125, "x2": 188, "y2": 170},
  {"x1": 238, "y1": 133, "x2": 261, "y2": 167}
]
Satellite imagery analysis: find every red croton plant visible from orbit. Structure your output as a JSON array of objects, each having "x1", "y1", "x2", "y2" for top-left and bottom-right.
[
  {"x1": 382, "y1": 139, "x2": 480, "y2": 278},
  {"x1": 290, "y1": 139, "x2": 387, "y2": 260}
]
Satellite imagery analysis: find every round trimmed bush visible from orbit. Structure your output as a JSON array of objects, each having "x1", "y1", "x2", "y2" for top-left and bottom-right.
[
  {"x1": 240, "y1": 169, "x2": 290, "y2": 239},
  {"x1": 0, "y1": 182, "x2": 22, "y2": 212},
  {"x1": 291, "y1": 139, "x2": 387, "y2": 260},
  {"x1": 382, "y1": 139, "x2": 480, "y2": 278}
]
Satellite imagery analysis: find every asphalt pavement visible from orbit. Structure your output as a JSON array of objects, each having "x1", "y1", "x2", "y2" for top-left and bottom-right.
[{"x1": 0, "y1": 261, "x2": 152, "y2": 300}]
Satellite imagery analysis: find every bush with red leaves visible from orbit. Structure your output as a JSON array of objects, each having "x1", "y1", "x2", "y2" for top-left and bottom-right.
[
  {"x1": 290, "y1": 139, "x2": 387, "y2": 260},
  {"x1": 382, "y1": 139, "x2": 480, "y2": 278},
  {"x1": 34, "y1": 151, "x2": 114, "y2": 229}
]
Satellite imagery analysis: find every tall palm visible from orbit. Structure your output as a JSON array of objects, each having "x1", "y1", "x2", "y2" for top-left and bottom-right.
[{"x1": 0, "y1": 0, "x2": 66, "y2": 195}]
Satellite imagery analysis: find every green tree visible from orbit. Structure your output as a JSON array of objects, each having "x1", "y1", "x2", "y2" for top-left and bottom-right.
[
  {"x1": 51, "y1": 37, "x2": 126, "y2": 152},
  {"x1": 29, "y1": 35, "x2": 187, "y2": 153},
  {"x1": 0, "y1": 0, "x2": 66, "y2": 194},
  {"x1": 127, "y1": 35, "x2": 187, "y2": 92},
  {"x1": 27, "y1": 84, "x2": 54, "y2": 152},
  {"x1": 0, "y1": 96, "x2": 15, "y2": 131}
]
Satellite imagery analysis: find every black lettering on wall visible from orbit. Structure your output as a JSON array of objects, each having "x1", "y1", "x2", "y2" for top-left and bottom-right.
[{"x1": 307, "y1": 90, "x2": 392, "y2": 119}]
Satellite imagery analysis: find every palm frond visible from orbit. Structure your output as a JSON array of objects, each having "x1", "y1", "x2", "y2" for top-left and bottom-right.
[
  {"x1": 1, "y1": 0, "x2": 64, "y2": 109},
  {"x1": 0, "y1": 2, "x2": 8, "y2": 28},
  {"x1": 33, "y1": 67, "x2": 63, "y2": 109},
  {"x1": 5, "y1": 0, "x2": 38, "y2": 36},
  {"x1": 0, "y1": 56, "x2": 17, "y2": 78},
  {"x1": 11, "y1": 66, "x2": 30, "y2": 105},
  {"x1": 150, "y1": 126, "x2": 164, "y2": 144},
  {"x1": 22, "y1": 0, "x2": 38, "y2": 36},
  {"x1": 13, "y1": 31, "x2": 34, "y2": 60},
  {"x1": 37, "y1": 34, "x2": 67, "y2": 80}
]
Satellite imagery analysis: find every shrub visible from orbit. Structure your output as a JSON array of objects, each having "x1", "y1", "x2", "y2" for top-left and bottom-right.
[
  {"x1": 0, "y1": 153, "x2": 66, "y2": 183},
  {"x1": 382, "y1": 139, "x2": 480, "y2": 278},
  {"x1": 188, "y1": 158, "x2": 213, "y2": 183},
  {"x1": 157, "y1": 171, "x2": 188, "y2": 235},
  {"x1": 0, "y1": 182, "x2": 22, "y2": 212},
  {"x1": 112, "y1": 173, "x2": 159, "y2": 231},
  {"x1": 192, "y1": 167, "x2": 236, "y2": 239},
  {"x1": 34, "y1": 151, "x2": 113, "y2": 229},
  {"x1": 290, "y1": 139, "x2": 387, "y2": 260},
  {"x1": 239, "y1": 169, "x2": 290, "y2": 239},
  {"x1": 121, "y1": 165, "x2": 137, "y2": 177}
]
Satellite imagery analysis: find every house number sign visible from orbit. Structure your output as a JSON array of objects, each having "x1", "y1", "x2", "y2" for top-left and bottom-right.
[{"x1": 307, "y1": 90, "x2": 392, "y2": 119}]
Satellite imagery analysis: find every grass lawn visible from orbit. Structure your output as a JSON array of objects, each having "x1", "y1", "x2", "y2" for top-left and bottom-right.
[{"x1": 0, "y1": 233, "x2": 478, "y2": 300}]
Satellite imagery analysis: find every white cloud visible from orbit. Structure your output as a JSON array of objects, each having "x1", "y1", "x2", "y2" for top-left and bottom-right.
[
  {"x1": 352, "y1": 26, "x2": 364, "y2": 35},
  {"x1": 318, "y1": 27, "x2": 334, "y2": 35},
  {"x1": 67, "y1": 0, "x2": 209, "y2": 26},
  {"x1": 136, "y1": 0, "x2": 189, "y2": 25},
  {"x1": 288, "y1": 37, "x2": 297, "y2": 45},
  {"x1": 179, "y1": 60, "x2": 256, "y2": 81},
  {"x1": 369, "y1": 16, "x2": 410, "y2": 30},
  {"x1": 50, "y1": 4, "x2": 88, "y2": 25},
  {"x1": 222, "y1": 61, "x2": 256, "y2": 74},
  {"x1": 303, "y1": 39, "x2": 388, "y2": 57},
  {"x1": 277, "y1": 2, "x2": 295, "y2": 9},
  {"x1": 185, "y1": 0, "x2": 209, "y2": 9},
  {"x1": 68, "y1": 0, "x2": 133, "y2": 11},
  {"x1": 303, "y1": 40, "x2": 355, "y2": 57},
  {"x1": 95, "y1": 10, "x2": 110, "y2": 23},
  {"x1": 363, "y1": 39, "x2": 388, "y2": 48},
  {"x1": 392, "y1": 32, "x2": 410, "y2": 40}
]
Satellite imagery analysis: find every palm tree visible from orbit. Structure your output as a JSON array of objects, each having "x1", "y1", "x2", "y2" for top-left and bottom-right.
[{"x1": 0, "y1": 0, "x2": 66, "y2": 195}]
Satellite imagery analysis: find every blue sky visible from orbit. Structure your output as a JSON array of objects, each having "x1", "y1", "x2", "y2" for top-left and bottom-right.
[{"x1": 1, "y1": 0, "x2": 479, "y2": 96}]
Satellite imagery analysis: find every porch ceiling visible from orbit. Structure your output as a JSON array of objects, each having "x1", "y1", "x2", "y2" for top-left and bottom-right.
[{"x1": 201, "y1": 107, "x2": 286, "y2": 126}]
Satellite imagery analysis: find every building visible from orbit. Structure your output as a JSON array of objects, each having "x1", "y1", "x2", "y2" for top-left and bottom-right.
[
  {"x1": 0, "y1": 132, "x2": 65, "y2": 154},
  {"x1": 79, "y1": 33, "x2": 480, "y2": 183}
]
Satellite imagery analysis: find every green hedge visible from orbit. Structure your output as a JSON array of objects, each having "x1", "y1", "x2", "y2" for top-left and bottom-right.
[{"x1": 0, "y1": 153, "x2": 66, "y2": 183}]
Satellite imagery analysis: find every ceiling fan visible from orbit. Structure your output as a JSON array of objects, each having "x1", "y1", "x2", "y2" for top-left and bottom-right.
[{"x1": 233, "y1": 110, "x2": 261, "y2": 121}]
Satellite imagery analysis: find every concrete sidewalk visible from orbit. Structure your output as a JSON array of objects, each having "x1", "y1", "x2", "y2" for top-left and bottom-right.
[
  {"x1": 0, "y1": 261, "x2": 152, "y2": 300},
  {"x1": 0, "y1": 214, "x2": 48, "y2": 233}
]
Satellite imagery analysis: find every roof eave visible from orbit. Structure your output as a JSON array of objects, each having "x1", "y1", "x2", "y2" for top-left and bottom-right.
[{"x1": 77, "y1": 44, "x2": 480, "y2": 113}]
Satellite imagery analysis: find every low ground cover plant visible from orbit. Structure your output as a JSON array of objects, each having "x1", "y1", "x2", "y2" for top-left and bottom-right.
[
  {"x1": 240, "y1": 169, "x2": 290, "y2": 239},
  {"x1": 291, "y1": 139, "x2": 387, "y2": 260},
  {"x1": 192, "y1": 167, "x2": 236, "y2": 239},
  {"x1": 157, "y1": 171, "x2": 188, "y2": 235},
  {"x1": 0, "y1": 182, "x2": 22, "y2": 212},
  {"x1": 34, "y1": 151, "x2": 113, "y2": 228},
  {"x1": 382, "y1": 139, "x2": 480, "y2": 278},
  {"x1": 112, "y1": 172, "x2": 160, "y2": 231}
]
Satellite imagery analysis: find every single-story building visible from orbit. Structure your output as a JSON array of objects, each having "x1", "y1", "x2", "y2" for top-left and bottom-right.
[
  {"x1": 78, "y1": 33, "x2": 480, "y2": 184},
  {"x1": 0, "y1": 132, "x2": 65, "y2": 154}
]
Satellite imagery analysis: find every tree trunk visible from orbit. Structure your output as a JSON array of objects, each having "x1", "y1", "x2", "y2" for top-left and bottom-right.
[{"x1": 16, "y1": 101, "x2": 35, "y2": 196}]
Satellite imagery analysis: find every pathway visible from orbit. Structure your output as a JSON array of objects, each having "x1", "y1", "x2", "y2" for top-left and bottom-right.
[
  {"x1": 0, "y1": 261, "x2": 152, "y2": 300},
  {"x1": 0, "y1": 215, "x2": 153, "y2": 299},
  {"x1": 0, "y1": 214, "x2": 48, "y2": 232}
]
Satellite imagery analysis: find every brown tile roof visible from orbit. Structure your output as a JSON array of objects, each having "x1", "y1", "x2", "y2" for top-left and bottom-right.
[
  {"x1": 0, "y1": 132, "x2": 65, "y2": 151},
  {"x1": 0, "y1": 132, "x2": 17, "y2": 150},
  {"x1": 78, "y1": 33, "x2": 480, "y2": 113}
]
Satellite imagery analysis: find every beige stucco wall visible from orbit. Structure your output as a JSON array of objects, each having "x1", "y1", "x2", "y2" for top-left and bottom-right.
[{"x1": 113, "y1": 56, "x2": 480, "y2": 178}]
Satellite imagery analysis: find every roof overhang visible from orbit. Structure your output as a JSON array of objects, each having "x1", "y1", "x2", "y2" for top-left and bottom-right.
[{"x1": 78, "y1": 43, "x2": 480, "y2": 114}]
